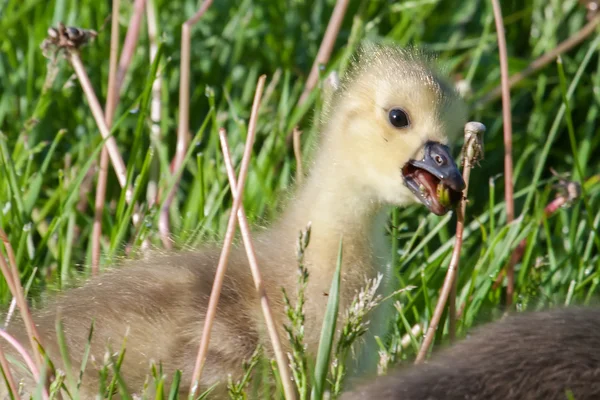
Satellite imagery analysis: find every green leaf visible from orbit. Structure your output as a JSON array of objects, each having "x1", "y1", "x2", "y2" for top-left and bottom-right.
[{"x1": 311, "y1": 237, "x2": 343, "y2": 400}]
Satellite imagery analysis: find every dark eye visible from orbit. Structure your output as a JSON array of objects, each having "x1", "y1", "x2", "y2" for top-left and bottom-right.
[{"x1": 388, "y1": 108, "x2": 410, "y2": 129}]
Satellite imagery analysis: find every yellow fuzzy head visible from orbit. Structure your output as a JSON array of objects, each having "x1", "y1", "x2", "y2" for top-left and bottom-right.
[{"x1": 318, "y1": 44, "x2": 467, "y2": 212}]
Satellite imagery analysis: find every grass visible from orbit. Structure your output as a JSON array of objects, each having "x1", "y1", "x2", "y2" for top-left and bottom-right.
[{"x1": 1, "y1": 0, "x2": 600, "y2": 398}]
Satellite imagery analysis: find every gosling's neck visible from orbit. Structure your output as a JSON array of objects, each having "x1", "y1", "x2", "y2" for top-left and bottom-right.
[{"x1": 277, "y1": 137, "x2": 390, "y2": 290}]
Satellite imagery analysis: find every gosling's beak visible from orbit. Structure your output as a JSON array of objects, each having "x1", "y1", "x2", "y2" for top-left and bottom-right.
[
  {"x1": 409, "y1": 141, "x2": 465, "y2": 192},
  {"x1": 401, "y1": 141, "x2": 465, "y2": 215}
]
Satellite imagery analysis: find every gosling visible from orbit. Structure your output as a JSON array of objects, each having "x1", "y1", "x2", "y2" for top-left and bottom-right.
[
  {"x1": 4, "y1": 45, "x2": 467, "y2": 397},
  {"x1": 341, "y1": 307, "x2": 600, "y2": 400}
]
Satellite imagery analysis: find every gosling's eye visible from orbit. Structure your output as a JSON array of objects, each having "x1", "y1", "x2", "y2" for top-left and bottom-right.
[{"x1": 388, "y1": 108, "x2": 410, "y2": 129}]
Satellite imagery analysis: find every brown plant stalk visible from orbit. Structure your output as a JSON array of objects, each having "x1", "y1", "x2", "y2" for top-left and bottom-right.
[
  {"x1": 116, "y1": 0, "x2": 155, "y2": 251},
  {"x1": 91, "y1": 150, "x2": 109, "y2": 275},
  {"x1": 286, "y1": 1, "x2": 349, "y2": 145},
  {"x1": 0, "y1": 330, "x2": 39, "y2": 381},
  {"x1": 0, "y1": 343, "x2": 19, "y2": 399},
  {"x1": 480, "y1": 14, "x2": 600, "y2": 106},
  {"x1": 188, "y1": 75, "x2": 266, "y2": 398},
  {"x1": 67, "y1": 52, "x2": 129, "y2": 191},
  {"x1": 219, "y1": 127, "x2": 297, "y2": 400},
  {"x1": 0, "y1": 229, "x2": 42, "y2": 368},
  {"x1": 0, "y1": 237, "x2": 45, "y2": 400},
  {"x1": 0, "y1": 329, "x2": 46, "y2": 400},
  {"x1": 114, "y1": 0, "x2": 147, "y2": 93},
  {"x1": 78, "y1": 0, "x2": 145, "y2": 272},
  {"x1": 145, "y1": 0, "x2": 162, "y2": 212},
  {"x1": 490, "y1": 0, "x2": 515, "y2": 305},
  {"x1": 92, "y1": 0, "x2": 122, "y2": 275},
  {"x1": 158, "y1": 0, "x2": 214, "y2": 249},
  {"x1": 297, "y1": 0, "x2": 349, "y2": 106},
  {"x1": 415, "y1": 122, "x2": 485, "y2": 364}
]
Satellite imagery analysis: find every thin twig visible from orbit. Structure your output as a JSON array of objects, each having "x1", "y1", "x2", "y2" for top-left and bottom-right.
[
  {"x1": 114, "y1": 0, "x2": 147, "y2": 93},
  {"x1": 292, "y1": 126, "x2": 303, "y2": 184},
  {"x1": 111, "y1": 0, "x2": 148, "y2": 250},
  {"x1": 92, "y1": 0, "x2": 121, "y2": 275},
  {"x1": 490, "y1": 0, "x2": 515, "y2": 305},
  {"x1": 480, "y1": 14, "x2": 600, "y2": 105},
  {"x1": 0, "y1": 329, "x2": 44, "y2": 399},
  {"x1": 219, "y1": 128, "x2": 297, "y2": 400},
  {"x1": 297, "y1": 0, "x2": 349, "y2": 106},
  {"x1": 0, "y1": 229, "x2": 42, "y2": 368},
  {"x1": 415, "y1": 122, "x2": 485, "y2": 364},
  {"x1": 159, "y1": 0, "x2": 214, "y2": 249},
  {"x1": 448, "y1": 271, "x2": 458, "y2": 341},
  {"x1": 106, "y1": 7, "x2": 124, "y2": 123},
  {"x1": 146, "y1": 0, "x2": 161, "y2": 209},
  {"x1": 0, "y1": 330, "x2": 39, "y2": 380},
  {"x1": 67, "y1": 52, "x2": 128, "y2": 191},
  {"x1": 188, "y1": 75, "x2": 266, "y2": 398},
  {"x1": 91, "y1": 150, "x2": 109, "y2": 275},
  {"x1": 112, "y1": 1, "x2": 147, "y2": 206},
  {"x1": 0, "y1": 337, "x2": 19, "y2": 399}
]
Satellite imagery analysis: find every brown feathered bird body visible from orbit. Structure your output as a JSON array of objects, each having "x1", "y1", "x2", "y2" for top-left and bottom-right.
[{"x1": 342, "y1": 307, "x2": 600, "y2": 400}]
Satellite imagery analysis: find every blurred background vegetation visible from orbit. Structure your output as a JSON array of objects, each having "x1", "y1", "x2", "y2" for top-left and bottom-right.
[{"x1": 0, "y1": 0, "x2": 599, "y2": 395}]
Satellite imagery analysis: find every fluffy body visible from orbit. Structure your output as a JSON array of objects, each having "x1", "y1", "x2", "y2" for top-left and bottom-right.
[
  {"x1": 2, "y1": 45, "x2": 466, "y2": 398},
  {"x1": 342, "y1": 307, "x2": 600, "y2": 400}
]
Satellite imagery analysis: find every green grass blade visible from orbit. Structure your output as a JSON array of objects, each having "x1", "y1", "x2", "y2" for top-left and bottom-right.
[{"x1": 311, "y1": 237, "x2": 343, "y2": 400}]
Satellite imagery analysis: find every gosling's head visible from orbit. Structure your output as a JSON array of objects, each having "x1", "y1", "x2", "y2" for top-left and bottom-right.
[{"x1": 323, "y1": 44, "x2": 467, "y2": 215}]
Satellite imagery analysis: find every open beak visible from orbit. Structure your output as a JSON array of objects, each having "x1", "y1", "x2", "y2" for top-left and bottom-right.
[{"x1": 401, "y1": 141, "x2": 465, "y2": 215}]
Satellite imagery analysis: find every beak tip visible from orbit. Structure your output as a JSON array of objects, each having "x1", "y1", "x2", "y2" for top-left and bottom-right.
[{"x1": 448, "y1": 177, "x2": 465, "y2": 193}]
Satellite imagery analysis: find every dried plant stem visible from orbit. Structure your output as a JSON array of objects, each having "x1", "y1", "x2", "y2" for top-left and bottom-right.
[
  {"x1": 0, "y1": 229, "x2": 42, "y2": 368},
  {"x1": 219, "y1": 128, "x2": 296, "y2": 400},
  {"x1": 0, "y1": 337, "x2": 19, "y2": 399},
  {"x1": 292, "y1": 126, "x2": 303, "y2": 184},
  {"x1": 67, "y1": 52, "x2": 128, "y2": 191},
  {"x1": 105, "y1": 2, "x2": 123, "y2": 123},
  {"x1": 188, "y1": 75, "x2": 266, "y2": 398},
  {"x1": 297, "y1": 0, "x2": 349, "y2": 106},
  {"x1": 159, "y1": 0, "x2": 213, "y2": 249},
  {"x1": 415, "y1": 122, "x2": 485, "y2": 364},
  {"x1": 490, "y1": 0, "x2": 515, "y2": 305},
  {"x1": 146, "y1": 0, "x2": 161, "y2": 211},
  {"x1": 0, "y1": 329, "x2": 46, "y2": 400},
  {"x1": 92, "y1": 0, "x2": 121, "y2": 275},
  {"x1": 448, "y1": 273, "x2": 458, "y2": 341},
  {"x1": 120, "y1": 0, "x2": 153, "y2": 246},
  {"x1": 480, "y1": 14, "x2": 600, "y2": 105},
  {"x1": 0, "y1": 330, "x2": 39, "y2": 380},
  {"x1": 115, "y1": 0, "x2": 147, "y2": 92},
  {"x1": 91, "y1": 149, "x2": 109, "y2": 275}
]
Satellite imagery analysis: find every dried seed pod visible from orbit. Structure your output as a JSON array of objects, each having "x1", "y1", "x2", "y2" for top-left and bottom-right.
[{"x1": 47, "y1": 27, "x2": 59, "y2": 39}]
